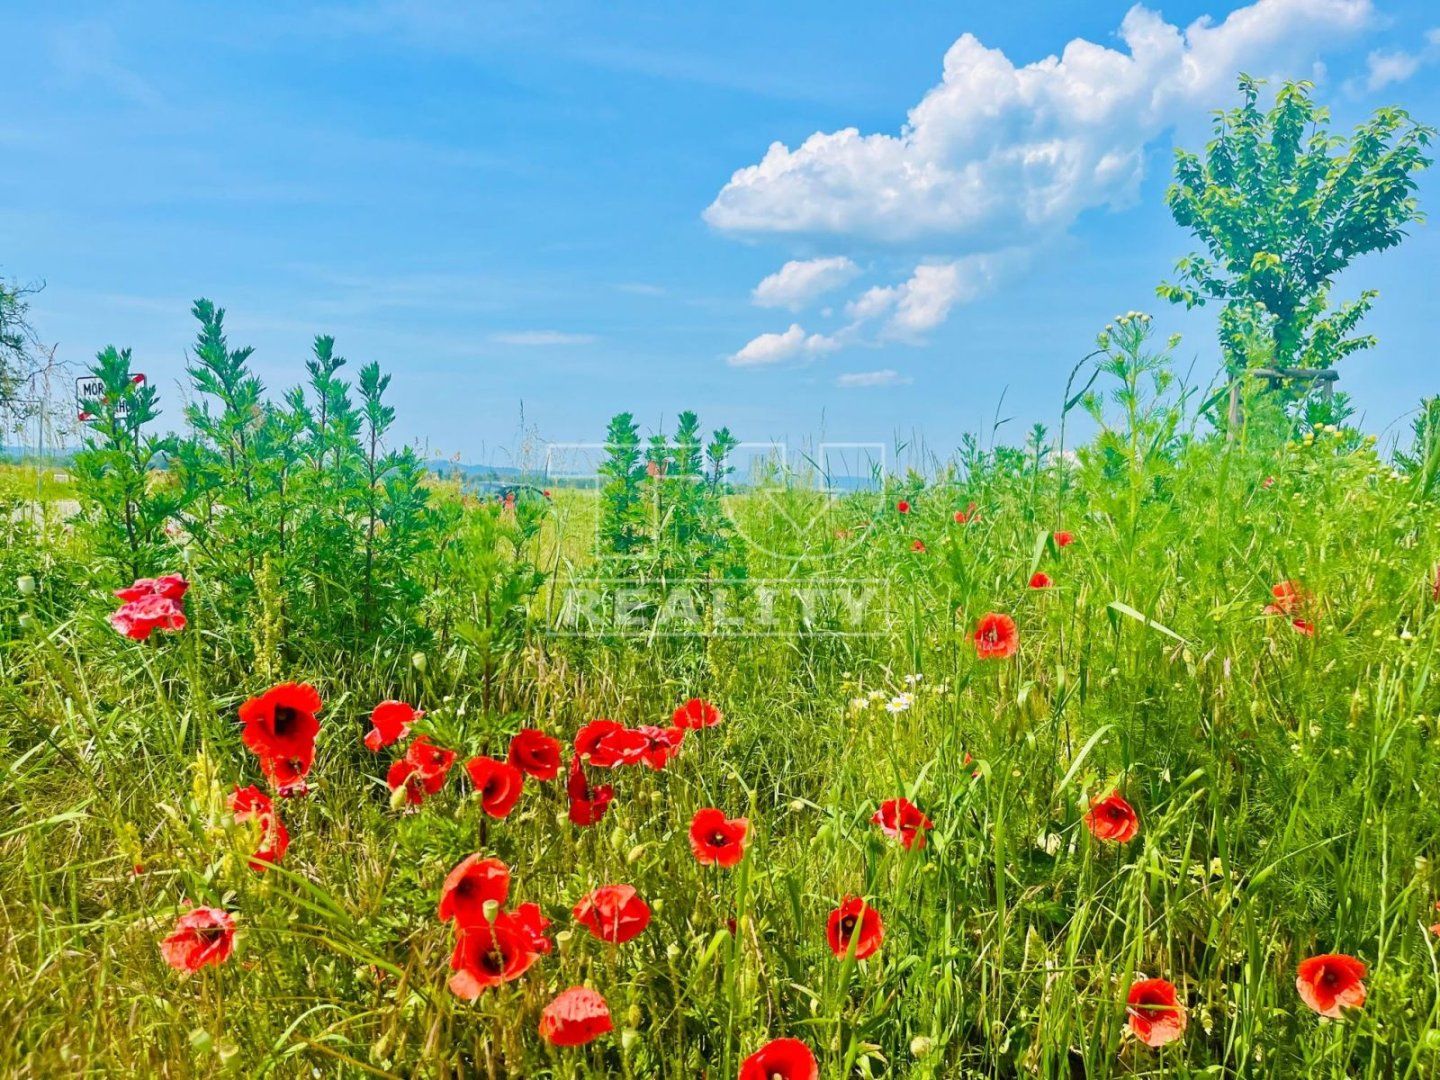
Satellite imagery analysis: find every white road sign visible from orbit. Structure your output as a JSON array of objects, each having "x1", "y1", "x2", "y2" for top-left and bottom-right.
[{"x1": 77, "y1": 374, "x2": 147, "y2": 422}]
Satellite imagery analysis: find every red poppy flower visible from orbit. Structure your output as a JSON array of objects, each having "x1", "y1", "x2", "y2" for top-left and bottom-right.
[
  {"x1": 1291, "y1": 617, "x2": 1316, "y2": 636},
  {"x1": 109, "y1": 594, "x2": 187, "y2": 640},
  {"x1": 566, "y1": 757, "x2": 614, "y2": 826},
  {"x1": 364, "y1": 700, "x2": 421, "y2": 752},
  {"x1": 739, "y1": 1038, "x2": 818, "y2": 1080},
  {"x1": 239, "y1": 683, "x2": 322, "y2": 779},
  {"x1": 635, "y1": 724, "x2": 685, "y2": 770},
  {"x1": 508, "y1": 901, "x2": 553, "y2": 955},
  {"x1": 1270, "y1": 580, "x2": 1305, "y2": 615},
  {"x1": 438, "y1": 854, "x2": 510, "y2": 926},
  {"x1": 871, "y1": 797, "x2": 933, "y2": 850},
  {"x1": 953, "y1": 510, "x2": 968, "y2": 524},
  {"x1": 688, "y1": 808, "x2": 750, "y2": 868},
  {"x1": 508, "y1": 728, "x2": 562, "y2": 781},
  {"x1": 539, "y1": 987, "x2": 612, "y2": 1047},
  {"x1": 159, "y1": 906, "x2": 236, "y2": 973},
  {"x1": 1126, "y1": 978, "x2": 1187, "y2": 1047},
  {"x1": 228, "y1": 784, "x2": 289, "y2": 870},
  {"x1": 1085, "y1": 791, "x2": 1139, "y2": 843},
  {"x1": 387, "y1": 759, "x2": 428, "y2": 805},
  {"x1": 1296, "y1": 953, "x2": 1367, "y2": 1017},
  {"x1": 672, "y1": 698, "x2": 722, "y2": 729},
  {"x1": 972, "y1": 612, "x2": 1019, "y2": 659},
  {"x1": 1029, "y1": 572, "x2": 1052, "y2": 589},
  {"x1": 896, "y1": 500, "x2": 910, "y2": 514},
  {"x1": 574, "y1": 719, "x2": 648, "y2": 768},
  {"x1": 1054, "y1": 530, "x2": 1074, "y2": 548},
  {"x1": 274, "y1": 774, "x2": 311, "y2": 799},
  {"x1": 826, "y1": 896, "x2": 883, "y2": 960},
  {"x1": 572, "y1": 884, "x2": 651, "y2": 944},
  {"x1": 465, "y1": 755, "x2": 524, "y2": 818},
  {"x1": 910, "y1": 539, "x2": 927, "y2": 553},
  {"x1": 115, "y1": 574, "x2": 189, "y2": 603},
  {"x1": 406, "y1": 734, "x2": 456, "y2": 777},
  {"x1": 447, "y1": 917, "x2": 538, "y2": 999},
  {"x1": 1428, "y1": 901, "x2": 1440, "y2": 939}
]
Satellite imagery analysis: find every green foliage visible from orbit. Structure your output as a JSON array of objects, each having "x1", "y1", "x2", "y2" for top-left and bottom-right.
[
  {"x1": 1160, "y1": 76, "x2": 1433, "y2": 385},
  {"x1": 71, "y1": 346, "x2": 181, "y2": 580},
  {"x1": 597, "y1": 409, "x2": 747, "y2": 585},
  {"x1": 11, "y1": 397, "x2": 1440, "y2": 1076},
  {"x1": 1395, "y1": 395, "x2": 1440, "y2": 501},
  {"x1": 598, "y1": 411, "x2": 647, "y2": 558},
  {"x1": 1077, "y1": 312, "x2": 1191, "y2": 524},
  {"x1": 0, "y1": 276, "x2": 41, "y2": 410}
]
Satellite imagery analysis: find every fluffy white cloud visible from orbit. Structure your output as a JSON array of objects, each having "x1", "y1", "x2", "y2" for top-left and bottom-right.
[
  {"x1": 846, "y1": 253, "x2": 1020, "y2": 339},
  {"x1": 836, "y1": 369, "x2": 911, "y2": 388},
  {"x1": 490, "y1": 330, "x2": 597, "y2": 345},
  {"x1": 1363, "y1": 32, "x2": 1440, "y2": 91},
  {"x1": 728, "y1": 323, "x2": 840, "y2": 367},
  {"x1": 705, "y1": 0, "x2": 1372, "y2": 247},
  {"x1": 752, "y1": 256, "x2": 860, "y2": 309}
]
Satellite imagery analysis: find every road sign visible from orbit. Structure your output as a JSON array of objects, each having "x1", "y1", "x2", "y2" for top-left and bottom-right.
[{"x1": 77, "y1": 374, "x2": 146, "y2": 422}]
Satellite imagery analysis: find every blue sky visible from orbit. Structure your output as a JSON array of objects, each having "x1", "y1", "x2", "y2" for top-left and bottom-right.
[{"x1": 4, "y1": 1, "x2": 1439, "y2": 464}]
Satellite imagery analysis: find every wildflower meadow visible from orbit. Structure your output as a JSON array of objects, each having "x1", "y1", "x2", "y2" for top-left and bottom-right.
[{"x1": 4, "y1": 65, "x2": 1440, "y2": 1080}]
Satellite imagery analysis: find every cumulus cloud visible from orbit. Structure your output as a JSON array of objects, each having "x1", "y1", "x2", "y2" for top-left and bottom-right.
[
  {"x1": 846, "y1": 252, "x2": 1024, "y2": 339},
  {"x1": 752, "y1": 256, "x2": 860, "y2": 309},
  {"x1": 728, "y1": 323, "x2": 840, "y2": 367},
  {"x1": 490, "y1": 330, "x2": 597, "y2": 346},
  {"x1": 836, "y1": 369, "x2": 911, "y2": 388},
  {"x1": 705, "y1": 0, "x2": 1373, "y2": 247}
]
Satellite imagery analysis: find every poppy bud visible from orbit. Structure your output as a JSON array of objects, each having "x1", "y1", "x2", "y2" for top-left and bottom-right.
[
  {"x1": 16, "y1": 575, "x2": 36, "y2": 596},
  {"x1": 910, "y1": 1036, "x2": 933, "y2": 1058},
  {"x1": 626, "y1": 844, "x2": 646, "y2": 864},
  {"x1": 626, "y1": 1004, "x2": 642, "y2": 1028},
  {"x1": 666, "y1": 943, "x2": 681, "y2": 961},
  {"x1": 411, "y1": 652, "x2": 426, "y2": 672},
  {"x1": 388, "y1": 783, "x2": 411, "y2": 811},
  {"x1": 17, "y1": 613, "x2": 33, "y2": 630},
  {"x1": 609, "y1": 826, "x2": 627, "y2": 851}
]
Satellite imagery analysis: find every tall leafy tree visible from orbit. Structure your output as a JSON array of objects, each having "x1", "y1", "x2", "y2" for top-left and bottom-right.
[{"x1": 1159, "y1": 76, "x2": 1432, "y2": 396}]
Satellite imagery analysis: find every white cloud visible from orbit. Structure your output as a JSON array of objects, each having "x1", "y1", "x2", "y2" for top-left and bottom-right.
[
  {"x1": 705, "y1": 0, "x2": 1373, "y2": 247},
  {"x1": 752, "y1": 256, "x2": 860, "y2": 309},
  {"x1": 1362, "y1": 33, "x2": 1440, "y2": 91},
  {"x1": 490, "y1": 330, "x2": 597, "y2": 346},
  {"x1": 837, "y1": 369, "x2": 911, "y2": 388},
  {"x1": 845, "y1": 251, "x2": 1025, "y2": 339},
  {"x1": 1365, "y1": 48, "x2": 1421, "y2": 90},
  {"x1": 728, "y1": 323, "x2": 840, "y2": 367}
]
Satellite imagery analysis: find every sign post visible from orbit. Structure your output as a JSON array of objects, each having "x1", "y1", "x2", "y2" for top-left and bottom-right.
[{"x1": 76, "y1": 374, "x2": 147, "y2": 423}]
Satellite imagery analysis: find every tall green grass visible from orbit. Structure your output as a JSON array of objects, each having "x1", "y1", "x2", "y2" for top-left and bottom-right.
[{"x1": 3, "y1": 414, "x2": 1440, "y2": 1077}]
